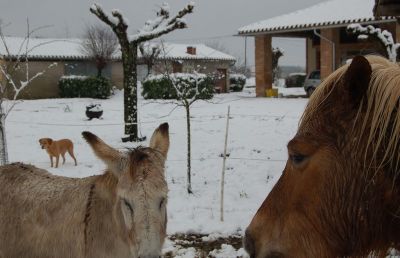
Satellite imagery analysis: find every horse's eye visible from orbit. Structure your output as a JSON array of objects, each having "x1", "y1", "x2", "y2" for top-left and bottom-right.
[
  {"x1": 290, "y1": 154, "x2": 307, "y2": 165},
  {"x1": 123, "y1": 199, "x2": 134, "y2": 214}
]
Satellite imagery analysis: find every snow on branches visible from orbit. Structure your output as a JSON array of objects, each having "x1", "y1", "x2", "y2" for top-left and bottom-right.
[
  {"x1": 90, "y1": 2, "x2": 194, "y2": 44},
  {"x1": 347, "y1": 23, "x2": 400, "y2": 62}
]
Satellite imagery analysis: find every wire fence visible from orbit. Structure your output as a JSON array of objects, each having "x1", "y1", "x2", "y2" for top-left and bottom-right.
[
  {"x1": 7, "y1": 112, "x2": 299, "y2": 127},
  {"x1": 8, "y1": 110, "x2": 295, "y2": 164}
]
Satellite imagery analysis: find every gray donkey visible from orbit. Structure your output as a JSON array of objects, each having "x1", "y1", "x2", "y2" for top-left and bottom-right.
[{"x1": 0, "y1": 123, "x2": 170, "y2": 258}]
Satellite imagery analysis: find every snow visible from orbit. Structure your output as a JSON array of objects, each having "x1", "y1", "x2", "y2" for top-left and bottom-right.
[
  {"x1": 238, "y1": 0, "x2": 394, "y2": 34},
  {"x1": 6, "y1": 90, "x2": 306, "y2": 234},
  {"x1": 150, "y1": 42, "x2": 236, "y2": 61},
  {"x1": 243, "y1": 77, "x2": 307, "y2": 97},
  {"x1": 347, "y1": 23, "x2": 400, "y2": 62},
  {"x1": 86, "y1": 104, "x2": 103, "y2": 112},
  {"x1": 229, "y1": 74, "x2": 246, "y2": 80},
  {"x1": 4, "y1": 90, "x2": 307, "y2": 256},
  {"x1": 209, "y1": 245, "x2": 249, "y2": 258},
  {"x1": 0, "y1": 36, "x2": 234, "y2": 62},
  {"x1": 61, "y1": 75, "x2": 88, "y2": 80}
]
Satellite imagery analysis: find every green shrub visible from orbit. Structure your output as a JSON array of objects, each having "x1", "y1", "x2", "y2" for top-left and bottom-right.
[
  {"x1": 59, "y1": 75, "x2": 111, "y2": 99},
  {"x1": 142, "y1": 73, "x2": 214, "y2": 100},
  {"x1": 229, "y1": 74, "x2": 246, "y2": 92}
]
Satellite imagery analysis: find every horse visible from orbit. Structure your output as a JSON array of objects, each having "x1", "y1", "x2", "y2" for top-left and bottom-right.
[
  {"x1": 0, "y1": 123, "x2": 170, "y2": 258},
  {"x1": 244, "y1": 56, "x2": 400, "y2": 258}
]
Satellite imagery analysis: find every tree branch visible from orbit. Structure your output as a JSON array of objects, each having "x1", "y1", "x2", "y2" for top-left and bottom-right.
[
  {"x1": 90, "y1": 4, "x2": 119, "y2": 30},
  {"x1": 133, "y1": 2, "x2": 194, "y2": 43}
]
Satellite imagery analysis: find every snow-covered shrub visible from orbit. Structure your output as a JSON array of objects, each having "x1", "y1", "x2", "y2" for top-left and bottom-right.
[
  {"x1": 142, "y1": 73, "x2": 213, "y2": 100},
  {"x1": 59, "y1": 75, "x2": 111, "y2": 99},
  {"x1": 229, "y1": 73, "x2": 246, "y2": 92},
  {"x1": 347, "y1": 23, "x2": 400, "y2": 62}
]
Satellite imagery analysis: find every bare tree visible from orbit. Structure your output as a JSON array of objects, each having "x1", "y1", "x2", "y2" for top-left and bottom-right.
[
  {"x1": 0, "y1": 21, "x2": 57, "y2": 165},
  {"x1": 81, "y1": 24, "x2": 118, "y2": 77},
  {"x1": 158, "y1": 42, "x2": 213, "y2": 194},
  {"x1": 90, "y1": 2, "x2": 194, "y2": 142},
  {"x1": 347, "y1": 24, "x2": 400, "y2": 62},
  {"x1": 139, "y1": 42, "x2": 161, "y2": 76}
]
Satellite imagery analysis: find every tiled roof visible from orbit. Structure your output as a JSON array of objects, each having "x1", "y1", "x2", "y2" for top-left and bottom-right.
[
  {"x1": 238, "y1": 0, "x2": 396, "y2": 35},
  {"x1": 0, "y1": 37, "x2": 236, "y2": 62}
]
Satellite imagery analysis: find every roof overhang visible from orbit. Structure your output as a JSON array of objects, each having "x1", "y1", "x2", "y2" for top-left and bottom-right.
[
  {"x1": 238, "y1": 17, "x2": 397, "y2": 37},
  {"x1": 374, "y1": 0, "x2": 400, "y2": 16}
]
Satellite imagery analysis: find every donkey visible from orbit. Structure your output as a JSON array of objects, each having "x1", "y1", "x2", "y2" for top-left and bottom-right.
[
  {"x1": 0, "y1": 123, "x2": 169, "y2": 258},
  {"x1": 244, "y1": 56, "x2": 400, "y2": 257}
]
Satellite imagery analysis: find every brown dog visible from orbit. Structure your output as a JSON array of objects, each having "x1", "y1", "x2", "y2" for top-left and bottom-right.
[{"x1": 39, "y1": 138, "x2": 77, "y2": 168}]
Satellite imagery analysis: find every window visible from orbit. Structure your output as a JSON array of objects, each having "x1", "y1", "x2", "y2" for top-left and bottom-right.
[{"x1": 309, "y1": 71, "x2": 320, "y2": 80}]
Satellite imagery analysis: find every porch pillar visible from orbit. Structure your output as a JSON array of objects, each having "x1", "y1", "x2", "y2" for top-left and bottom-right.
[
  {"x1": 395, "y1": 20, "x2": 400, "y2": 44},
  {"x1": 255, "y1": 35, "x2": 272, "y2": 97},
  {"x1": 320, "y1": 28, "x2": 339, "y2": 80}
]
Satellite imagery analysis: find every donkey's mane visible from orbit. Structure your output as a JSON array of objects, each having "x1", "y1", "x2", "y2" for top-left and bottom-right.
[{"x1": 302, "y1": 55, "x2": 400, "y2": 172}]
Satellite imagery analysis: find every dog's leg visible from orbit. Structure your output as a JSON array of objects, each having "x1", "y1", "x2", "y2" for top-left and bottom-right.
[
  {"x1": 50, "y1": 156, "x2": 53, "y2": 167},
  {"x1": 55, "y1": 155, "x2": 59, "y2": 168},
  {"x1": 68, "y1": 148, "x2": 77, "y2": 166},
  {"x1": 62, "y1": 153, "x2": 66, "y2": 165}
]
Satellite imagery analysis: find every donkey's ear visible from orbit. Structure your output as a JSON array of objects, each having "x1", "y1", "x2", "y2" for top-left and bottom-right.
[
  {"x1": 82, "y1": 131, "x2": 125, "y2": 175},
  {"x1": 344, "y1": 56, "x2": 372, "y2": 105},
  {"x1": 149, "y1": 123, "x2": 169, "y2": 158}
]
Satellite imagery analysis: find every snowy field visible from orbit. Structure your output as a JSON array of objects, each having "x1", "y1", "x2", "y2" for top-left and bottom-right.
[{"x1": 5, "y1": 89, "x2": 307, "y2": 257}]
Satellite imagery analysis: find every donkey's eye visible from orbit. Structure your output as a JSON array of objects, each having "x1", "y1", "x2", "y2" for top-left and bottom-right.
[
  {"x1": 290, "y1": 154, "x2": 307, "y2": 165},
  {"x1": 159, "y1": 198, "x2": 166, "y2": 209},
  {"x1": 123, "y1": 199, "x2": 134, "y2": 214}
]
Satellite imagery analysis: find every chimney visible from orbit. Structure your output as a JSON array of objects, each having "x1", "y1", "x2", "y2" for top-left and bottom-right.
[{"x1": 187, "y1": 46, "x2": 196, "y2": 55}]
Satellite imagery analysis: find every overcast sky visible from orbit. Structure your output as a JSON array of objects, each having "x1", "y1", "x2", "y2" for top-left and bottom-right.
[{"x1": 0, "y1": 0, "x2": 327, "y2": 68}]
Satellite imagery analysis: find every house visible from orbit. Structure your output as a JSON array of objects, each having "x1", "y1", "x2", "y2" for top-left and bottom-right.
[
  {"x1": 0, "y1": 37, "x2": 235, "y2": 99},
  {"x1": 238, "y1": 0, "x2": 399, "y2": 97},
  {"x1": 139, "y1": 43, "x2": 236, "y2": 93}
]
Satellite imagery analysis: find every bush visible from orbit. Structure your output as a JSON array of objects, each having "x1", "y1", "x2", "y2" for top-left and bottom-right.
[
  {"x1": 142, "y1": 73, "x2": 214, "y2": 100},
  {"x1": 285, "y1": 73, "x2": 306, "y2": 88},
  {"x1": 59, "y1": 75, "x2": 112, "y2": 99},
  {"x1": 229, "y1": 73, "x2": 246, "y2": 92}
]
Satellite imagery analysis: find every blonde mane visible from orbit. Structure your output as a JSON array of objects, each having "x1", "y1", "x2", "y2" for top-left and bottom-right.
[{"x1": 301, "y1": 55, "x2": 400, "y2": 172}]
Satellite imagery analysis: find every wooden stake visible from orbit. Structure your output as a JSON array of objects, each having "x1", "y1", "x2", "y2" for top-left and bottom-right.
[{"x1": 220, "y1": 105, "x2": 230, "y2": 222}]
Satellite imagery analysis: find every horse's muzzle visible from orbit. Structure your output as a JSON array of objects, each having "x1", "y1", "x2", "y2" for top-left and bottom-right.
[{"x1": 244, "y1": 229, "x2": 255, "y2": 258}]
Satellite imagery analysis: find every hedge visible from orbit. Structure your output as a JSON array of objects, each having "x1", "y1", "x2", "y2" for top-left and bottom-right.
[
  {"x1": 229, "y1": 73, "x2": 246, "y2": 92},
  {"x1": 59, "y1": 75, "x2": 111, "y2": 99},
  {"x1": 142, "y1": 73, "x2": 214, "y2": 100}
]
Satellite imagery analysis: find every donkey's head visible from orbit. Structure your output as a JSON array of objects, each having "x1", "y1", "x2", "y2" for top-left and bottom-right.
[{"x1": 83, "y1": 123, "x2": 169, "y2": 258}]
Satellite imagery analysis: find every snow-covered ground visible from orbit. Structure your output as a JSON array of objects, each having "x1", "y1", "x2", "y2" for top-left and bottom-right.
[
  {"x1": 243, "y1": 77, "x2": 307, "y2": 98},
  {"x1": 5, "y1": 89, "x2": 308, "y2": 256}
]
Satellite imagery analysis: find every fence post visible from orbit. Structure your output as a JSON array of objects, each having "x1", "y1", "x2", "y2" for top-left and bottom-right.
[{"x1": 220, "y1": 105, "x2": 230, "y2": 222}]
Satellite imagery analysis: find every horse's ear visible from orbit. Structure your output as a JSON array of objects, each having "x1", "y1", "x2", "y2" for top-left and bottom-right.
[
  {"x1": 344, "y1": 56, "x2": 372, "y2": 105},
  {"x1": 149, "y1": 123, "x2": 169, "y2": 158},
  {"x1": 82, "y1": 131, "x2": 125, "y2": 175}
]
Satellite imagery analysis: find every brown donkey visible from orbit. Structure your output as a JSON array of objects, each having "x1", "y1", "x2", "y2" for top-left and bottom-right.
[
  {"x1": 244, "y1": 56, "x2": 400, "y2": 257},
  {"x1": 0, "y1": 123, "x2": 169, "y2": 258}
]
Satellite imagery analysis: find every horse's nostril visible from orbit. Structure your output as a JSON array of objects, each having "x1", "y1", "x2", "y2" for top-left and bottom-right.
[{"x1": 244, "y1": 229, "x2": 255, "y2": 257}]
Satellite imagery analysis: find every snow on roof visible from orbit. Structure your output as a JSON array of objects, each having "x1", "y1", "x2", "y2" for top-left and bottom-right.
[
  {"x1": 238, "y1": 0, "x2": 396, "y2": 35},
  {"x1": 155, "y1": 42, "x2": 236, "y2": 61},
  {"x1": 0, "y1": 36, "x2": 235, "y2": 62},
  {"x1": 0, "y1": 37, "x2": 91, "y2": 60}
]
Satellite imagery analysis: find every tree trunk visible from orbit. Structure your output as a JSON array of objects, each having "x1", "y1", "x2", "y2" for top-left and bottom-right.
[
  {"x1": 0, "y1": 112, "x2": 8, "y2": 165},
  {"x1": 97, "y1": 67, "x2": 103, "y2": 77},
  {"x1": 185, "y1": 103, "x2": 193, "y2": 194},
  {"x1": 121, "y1": 42, "x2": 139, "y2": 142}
]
